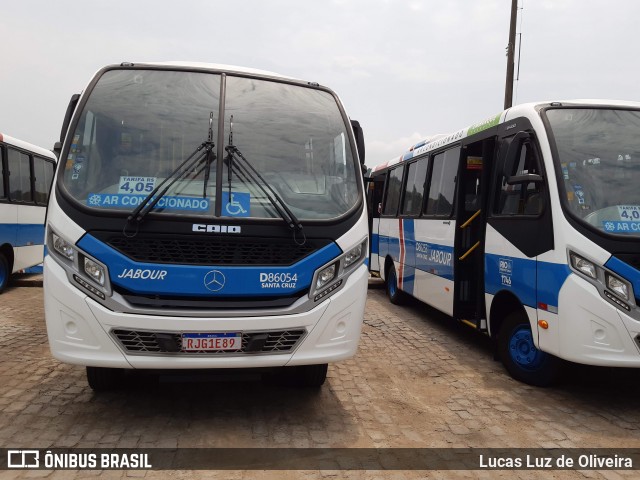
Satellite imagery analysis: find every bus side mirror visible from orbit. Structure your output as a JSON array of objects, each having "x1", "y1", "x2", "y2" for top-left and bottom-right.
[
  {"x1": 53, "y1": 142, "x2": 62, "y2": 159},
  {"x1": 60, "y1": 93, "x2": 81, "y2": 144},
  {"x1": 351, "y1": 119, "x2": 365, "y2": 164},
  {"x1": 503, "y1": 130, "x2": 530, "y2": 177}
]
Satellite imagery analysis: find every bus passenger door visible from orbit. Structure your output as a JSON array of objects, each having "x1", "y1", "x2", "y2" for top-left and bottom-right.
[
  {"x1": 453, "y1": 138, "x2": 496, "y2": 328},
  {"x1": 366, "y1": 174, "x2": 386, "y2": 274}
]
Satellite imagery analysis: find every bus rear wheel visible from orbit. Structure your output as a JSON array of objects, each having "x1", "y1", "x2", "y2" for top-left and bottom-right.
[
  {"x1": 386, "y1": 264, "x2": 405, "y2": 305},
  {"x1": 0, "y1": 253, "x2": 9, "y2": 294},
  {"x1": 497, "y1": 311, "x2": 562, "y2": 387}
]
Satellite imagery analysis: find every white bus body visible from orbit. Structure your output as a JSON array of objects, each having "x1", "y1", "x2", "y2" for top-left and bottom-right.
[
  {"x1": 45, "y1": 62, "x2": 368, "y2": 390},
  {"x1": 368, "y1": 100, "x2": 640, "y2": 386},
  {"x1": 0, "y1": 133, "x2": 56, "y2": 292}
]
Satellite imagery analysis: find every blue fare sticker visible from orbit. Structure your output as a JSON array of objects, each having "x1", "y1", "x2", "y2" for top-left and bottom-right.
[
  {"x1": 222, "y1": 191, "x2": 250, "y2": 217},
  {"x1": 87, "y1": 193, "x2": 210, "y2": 212}
]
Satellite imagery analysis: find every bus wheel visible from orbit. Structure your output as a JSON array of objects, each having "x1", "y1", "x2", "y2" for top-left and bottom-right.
[
  {"x1": 268, "y1": 364, "x2": 328, "y2": 388},
  {"x1": 86, "y1": 367, "x2": 124, "y2": 392},
  {"x1": 295, "y1": 364, "x2": 328, "y2": 387},
  {"x1": 497, "y1": 312, "x2": 561, "y2": 387},
  {"x1": 0, "y1": 253, "x2": 9, "y2": 294},
  {"x1": 386, "y1": 264, "x2": 405, "y2": 305}
]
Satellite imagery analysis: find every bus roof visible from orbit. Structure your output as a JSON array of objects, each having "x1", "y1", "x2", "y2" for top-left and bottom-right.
[
  {"x1": 0, "y1": 132, "x2": 56, "y2": 160},
  {"x1": 113, "y1": 61, "x2": 303, "y2": 83},
  {"x1": 371, "y1": 99, "x2": 640, "y2": 174}
]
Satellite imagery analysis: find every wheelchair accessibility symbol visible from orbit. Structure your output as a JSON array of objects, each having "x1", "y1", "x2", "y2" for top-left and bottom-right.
[{"x1": 222, "y1": 192, "x2": 250, "y2": 217}]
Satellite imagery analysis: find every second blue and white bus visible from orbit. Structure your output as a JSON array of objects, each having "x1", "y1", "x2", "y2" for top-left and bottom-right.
[
  {"x1": 44, "y1": 62, "x2": 368, "y2": 390},
  {"x1": 1, "y1": 133, "x2": 56, "y2": 292},
  {"x1": 368, "y1": 100, "x2": 640, "y2": 386}
]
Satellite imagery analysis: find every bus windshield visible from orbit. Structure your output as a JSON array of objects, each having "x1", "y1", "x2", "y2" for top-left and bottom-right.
[
  {"x1": 547, "y1": 108, "x2": 640, "y2": 237},
  {"x1": 61, "y1": 68, "x2": 359, "y2": 221}
]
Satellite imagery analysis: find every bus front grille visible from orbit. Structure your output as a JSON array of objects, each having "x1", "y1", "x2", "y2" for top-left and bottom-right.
[
  {"x1": 112, "y1": 329, "x2": 306, "y2": 355},
  {"x1": 97, "y1": 234, "x2": 327, "y2": 266}
]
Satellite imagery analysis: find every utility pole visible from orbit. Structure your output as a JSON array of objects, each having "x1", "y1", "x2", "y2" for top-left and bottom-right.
[{"x1": 504, "y1": 0, "x2": 518, "y2": 109}]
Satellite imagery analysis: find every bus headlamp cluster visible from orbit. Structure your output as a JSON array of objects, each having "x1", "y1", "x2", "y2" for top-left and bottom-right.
[
  {"x1": 311, "y1": 239, "x2": 367, "y2": 302},
  {"x1": 84, "y1": 257, "x2": 106, "y2": 286},
  {"x1": 49, "y1": 230, "x2": 110, "y2": 298},
  {"x1": 52, "y1": 233, "x2": 75, "y2": 261},
  {"x1": 316, "y1": 263, "x2": 338, "y2": 289},
  {"x1": 344, "y1": 243, "x2": 363, "y2": 268},
  {"x1": 606, "y1": 273, "x2": 629, "y2": 301},
  {"x1": 569, "y1": 251, "x2": 633, "y2": 309},
  {"x1": 569, "y1": 253, "x2": 597, "y2": 279}
]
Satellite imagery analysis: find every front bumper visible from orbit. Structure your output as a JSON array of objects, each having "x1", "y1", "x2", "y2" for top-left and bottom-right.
[
  {"x1": 547, "y1": 273, "x2": 640, "y2": 366},
  {"x1": 44, "y1": 256, "x2": 368, "y2": 369}
]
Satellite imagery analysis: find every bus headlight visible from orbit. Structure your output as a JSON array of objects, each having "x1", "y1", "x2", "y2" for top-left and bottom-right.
[
  {"x1": 48, "y1": 228, "x2": 111, "y2": 299},
  {"x1": 569, "y1": 252, "x2": 597, "y2": 279},
  {"x1": 316, "y1": 263, "x2": 338, "y2": 289},
  {"x1": 606, "y1": 273, "x2": 629, "y2": 301},
  {"x1": 344, "y1": 241, "x2": 365, "y2": 268},
  {"x1": 84, "y1": 257, "x2": 105, "y2": 286},
  {"x1": 52, "y1": 233, "x2": 76, "y2": 261}
]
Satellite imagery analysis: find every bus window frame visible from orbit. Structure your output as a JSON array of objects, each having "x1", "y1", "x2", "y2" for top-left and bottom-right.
[
  {"x1": 380, "y1": 164, "x2": 405, "y2": 218},
  {"x1": 2, "y1": 145, "x2": 56, "y2": 207},
  {"x1": 489, "y1": 130, "x2": 548, "y2": 221},
  {"x1": 422, "y1": 145, "x2": 461, "y2": 220},
  {"x1": 0, "y1": 144, "x2": 7, "y2": 201},
  {"x1": 399, "y1": 156, "x2": 429, "y2": 219}
]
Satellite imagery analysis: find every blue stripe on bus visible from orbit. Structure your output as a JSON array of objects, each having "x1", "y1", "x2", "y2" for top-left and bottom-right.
[
  {"x1": 537, "y1": 261, "x2": 571, "y2": 309},
  {"x1": 379, "y1": 235, "x2": 401, "y2": 263},
  {"x1": 402, "y1": 219, "x2": 415, "y2": 295},
  {"x1": 0, "y1": 223, "x2": 45, "y2": 247},
  {"x1": 414, "y1": 241, "x2": 454, "y2": 280},
  {"x1": 377, "y1": 236, "x2": 571, "y2": 309},
  {"x1": 77, "y1": 234, "x2": 342, "y2": 297},
  {"x1": 371, "y1": 233, "x2": 379, "y2": 255},
  {"x1": 605, "y1": 256, "x2": 640, "y2": 300},
  {"x1": 485, "y1": 254, "x2": 570, "y2": 309}
]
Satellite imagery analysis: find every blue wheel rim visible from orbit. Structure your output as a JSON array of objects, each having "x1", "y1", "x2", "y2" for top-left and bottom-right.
[
  {"x1": 508, "y1": 324, "x2": 544, "y2": 370},
  {"x1": 388, "y1": 269, "x2": 397, "y2": 297}
]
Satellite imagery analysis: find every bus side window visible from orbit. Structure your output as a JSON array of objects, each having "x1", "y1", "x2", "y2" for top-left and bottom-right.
[
  {"x1": 7, "y1": 148, "x2": 33, "y2": 203},
  {"x1": 497, "y1": 141, "x2": 543, "y2": 216},
  {"x1": 401, "y1": 158, "x2": 428, "y2": 216},
  {"x1": 33, "y1": 157, "x2": 54, "y2": 205},
  {"x1": 0, "y1": 146, "x2": 5, "y2": 200},
  {"x1": 382, "y1": 166, "x2": 404, "y2": 216},
  {"x1": 425, "y1": 147, "x2": 459, "y2": 217}
]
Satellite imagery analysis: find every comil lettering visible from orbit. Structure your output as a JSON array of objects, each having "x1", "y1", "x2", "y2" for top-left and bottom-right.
[{"x1": 192, "y1": 224, "x2": 242, "y2": 233}]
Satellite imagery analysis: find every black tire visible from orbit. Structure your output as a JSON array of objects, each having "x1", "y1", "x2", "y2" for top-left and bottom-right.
[
  {"x1": 86, "y1": 367, "x2": 124, "y2": 392},
  {"x1": 0, "y1": 253, "x2": 9, "y2": 294},
  {"x1": 268, "y1": 364, "x2": 328, "y2": 388},
  {"x1": 386, "y1": 263, "x2": 405, "y2": 305},
  {"x1": 295, "y1": 364, "x2": 328, "y2": 387},
  {"x1": 497, "y1": 311, "x2": 562, "y2": 387}
]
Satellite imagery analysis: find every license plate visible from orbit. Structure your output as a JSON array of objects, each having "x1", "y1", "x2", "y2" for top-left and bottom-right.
[{"x1": 181, "y1": 333, "x2": 242, "y2": 351}]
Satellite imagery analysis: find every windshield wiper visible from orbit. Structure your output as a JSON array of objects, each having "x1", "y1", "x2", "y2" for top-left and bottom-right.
[
  {"x1": 125, "y1": 113, "x2": 216, "y2": 229},
  {"x1": 224, "y1": 120, "x2": 303, "y2": 235}
]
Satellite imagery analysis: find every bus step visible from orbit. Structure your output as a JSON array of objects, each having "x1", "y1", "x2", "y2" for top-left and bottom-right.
[{"x1": 460, "y1": 318, "x2": 487, "y2": 332}]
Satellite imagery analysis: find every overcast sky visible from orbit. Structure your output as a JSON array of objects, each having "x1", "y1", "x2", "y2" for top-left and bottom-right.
[{"x1": 1, "y1": 0, "x2": 639, "y2": 168}]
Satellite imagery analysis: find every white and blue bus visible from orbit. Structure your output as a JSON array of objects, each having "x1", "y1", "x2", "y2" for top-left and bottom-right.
[
  {"x1": 44, "y1": 62, "x2": 368, "y2": 390},
  {"x1": 368, "y1": 100, "x2": 640, "y2": 386},
  {"x1": 0, "y1": 133, "x2": 56, "y2": 292}
]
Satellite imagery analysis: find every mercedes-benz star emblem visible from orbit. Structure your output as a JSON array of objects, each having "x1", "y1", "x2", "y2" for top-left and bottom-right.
[{"x1": 204, "y1": 270, "x2": 226, "y2": 292}]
